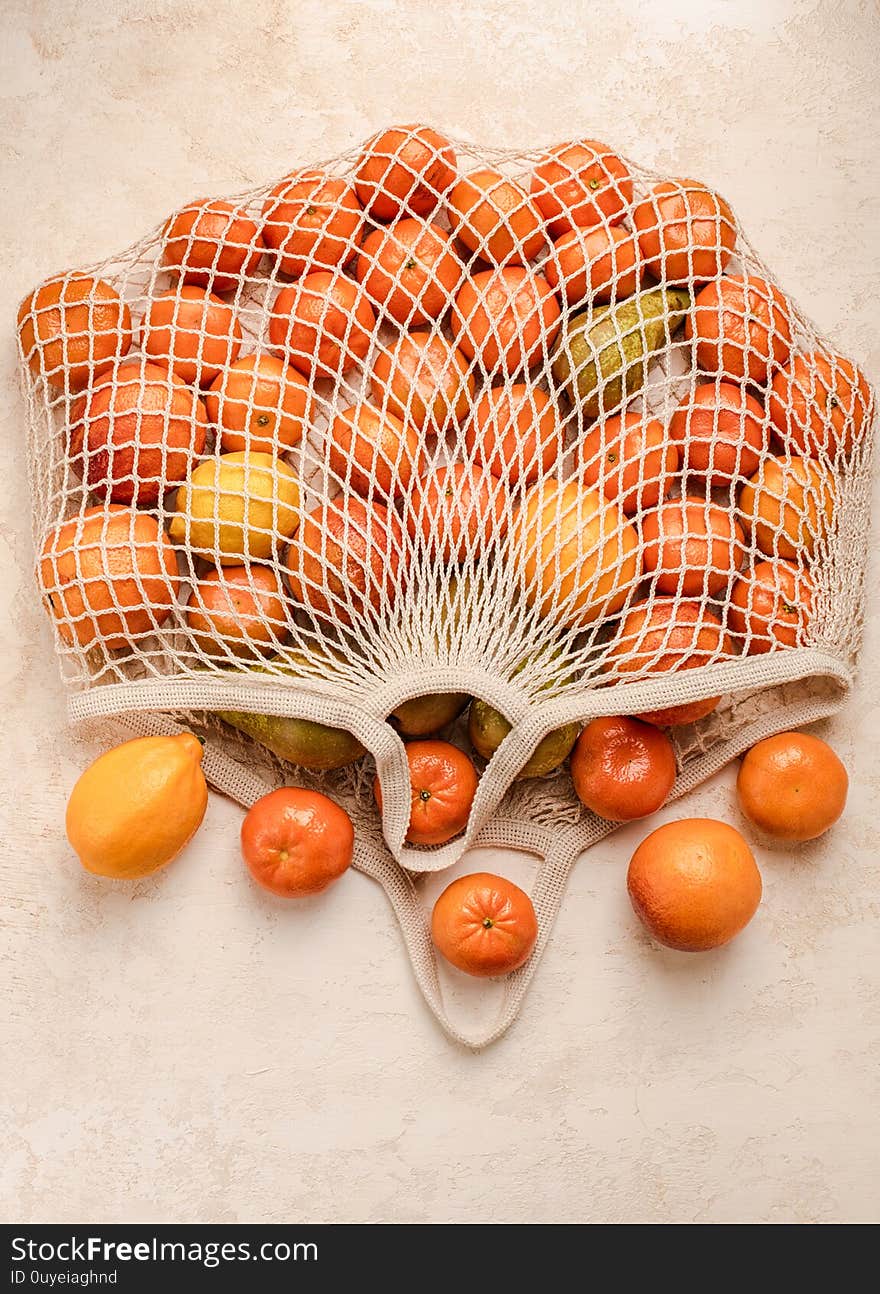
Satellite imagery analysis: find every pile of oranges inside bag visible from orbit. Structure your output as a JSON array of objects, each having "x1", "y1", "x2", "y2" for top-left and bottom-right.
[{"x1": 19, "y1": 125, "x2": 871, "y2": 984}]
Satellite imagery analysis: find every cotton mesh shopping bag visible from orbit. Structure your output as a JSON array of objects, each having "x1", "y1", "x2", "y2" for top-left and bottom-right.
[{"x1": 19, "y1": 127, "x2": 875, "y2": 1046}]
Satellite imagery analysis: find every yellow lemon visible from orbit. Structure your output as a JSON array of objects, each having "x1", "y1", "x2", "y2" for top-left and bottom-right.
[
  {"x1": 169, "y1": 450, "x2": 300, "y2": 563},
  {"x1": 66, "y1": 733, "x2": 208, "y2": 879},
  {"x1": 518, "y1": 479, "x2": 641, "y2": 625},
  {"x1": 739, "y1": 455, "x2": 836, "y2": 560}
]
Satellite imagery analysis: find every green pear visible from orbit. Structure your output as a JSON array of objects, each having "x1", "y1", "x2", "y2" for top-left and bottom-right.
[
  {"x1": 389, "y1": 692, "x2": 470, "y2": 737},
  {"x1": 218, "y1": 707, "x2": 365, "y2": 771},
  {"x1": 216, "y1": 650, "x2": 364, "y2": 771},
  {"x1": 552, "y1": 286, "x2": 691, "y2": 418},
  {"x1": 468, "y1": 699, "x2": 580, "y2": 780}
]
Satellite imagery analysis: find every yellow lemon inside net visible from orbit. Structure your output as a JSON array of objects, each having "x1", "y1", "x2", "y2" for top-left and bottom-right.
[{"x1": 169, "y1": 450, "x2": 300, "y2": 563}]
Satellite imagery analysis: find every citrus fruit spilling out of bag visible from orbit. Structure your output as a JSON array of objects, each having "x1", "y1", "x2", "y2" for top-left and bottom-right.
[
  {"x1": 627, "y1": 818, "x2": 762, "y2": 951},
  {"x1": 570, "y1": 716, "x2": 677, "y2": 821},
  {"x1": 431, "y1": 872, "x2": 538, "y2": 977},
  {"x1": 66, "y1": 733, "x2": 208, "y2": 879},
  {"x1": 241, "y1": 787, "x2": 355, "y2": 897},
  {"x1": 375, "y1": 739, "x2": 478, "y2": 846},
  {"x1": 736, "y1": 731, "x2": 848, "y2": 842}
]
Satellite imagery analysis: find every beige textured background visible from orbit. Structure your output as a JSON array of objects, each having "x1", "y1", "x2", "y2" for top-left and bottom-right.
[{"x1": 2, "y1": 0, "x2": 879, "y2": 1224}]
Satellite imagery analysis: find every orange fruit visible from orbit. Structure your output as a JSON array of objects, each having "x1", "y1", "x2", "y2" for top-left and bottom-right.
[
  {"x1": 18, "y1": 274, "x2": 133, "y2": 390},
  {"x1": 686, "y1": 274, "x2": 792, "y2": 386},
  {"x1": 641, "y1": 498, "x2": 745, "y2": 597},
  {"x1": 261, "y1": 170, "x2": 362, "y2": 278},
  {"x1": 66, "y1": 732, "x2": 208, "y2": 880},
  {"x1": 767, "y1": 350, "x2": 872, "y2": 460},
  {"x1": 431, "y1": 872, "x2": 538, "y2": 976},
  {"x1": 354, "y1": 124, "x2": 456, "y2": 221},
  {"x1": 408, "y1": 464, "x2": 509, "y2": 563},
  {"x1": 530, "y1": 140, "x2": 632, "y2": 237},
  {"x1": 141, "y1": 286, "x2": 243, "y2": 385},
  {"x1": 606, "y1": 598, "x2": 733, "y2": 727},
  {"x1": 355, "y1": 218, "x2": 462, "y2": 326},
  {"x1": 728, "y1": 559, "x2": 813, "y2": 655},
  {"x1": 544, "y1": 225, "x2": 641, "y2": 306},
  {"x1": 185, "y1": 564, "x2": 289, "y2": 659},
  {"x1": 326, "y1": 401, "x2": 422, "y2": 499},
  {"x1": 628, "y1": 818, "x2": 762, "y2": 951},
  {"x1": 570, "y1": 716, "x2": 677, "y2": 821},
  {"x1": 464, "y1": 384, "x2": 559, "y2": 486},
  {"x1": 737, "y1": 731, "x2": 848, "y2": 842},
  {"x1": 240, "y1": 787, "x2": 354, "y2": 897},
  {"x1": 75, "y1": 359, "x2": 207, "y2": 506},
  {"x1": 268, "y1": 271, "x2": 375, "y2": 380},
  {"x1": 450, "y1": 267, "x2": 561, "y2": 376},
  {"x1": 580, "y1": 412, "x2": 678, "y2": 515},
  {"x1": 160, "y1": 198, "x2": 264, "y2": 292},
  {"x1": 205, "y1": 353, "x2": 309, "y2": 456},
  {"x1": 448, "y1": 168, "x2": 545, "y2": 264},
  {"x1": 633, "y1": 179, "x2": 736, "y2": 284},
  {"x1": 738, "y1": 454, "x2": 836, "y2": 560},
  {"x1": 374, "y1": 739, "x2": 478, "y2": 846},
  {"x1": 668, "y1": 381, "x2": 767, "y2": 488},
  {"x1": 519, "y1": 478, "x2": 641, "y2": 626},
  {"x1": 285, "y1": 495, "x2": 405, "y2": 627},
  {"x1": 369, "y1": 330, "x2": 473, "y2": 432},
  {"x1": 40, "y1": 504, "x2": 180, "y2": 651}
]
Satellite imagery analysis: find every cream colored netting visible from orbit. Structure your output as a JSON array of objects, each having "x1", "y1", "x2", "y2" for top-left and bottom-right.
[{"x1": 20, "y1": 130, "x2": 874, "y2": 1046}]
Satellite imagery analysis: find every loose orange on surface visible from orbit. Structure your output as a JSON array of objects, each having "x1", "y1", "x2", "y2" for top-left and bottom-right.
[
  {"x1": 571, "y1": 716, "x2": 677, "y2": 822},
  {"x1": 431, "y1": 872, "x2": 538, "y2": 976},
  {"x1": 355, "y1": 218, "x2": 462, "y2": 327},
  {"x1": 448, "y1": 167, "x2": 545, "y2": 265},
  {"x1": 77, "y1": 359, "x2": 208, "y2": 506},
  {"x1": 66, "y1": 733, "x2": 208, "y2": 879},
  {"x1": 40, "y1": 505, "x2": 180, "y2": 651},
  {"x1": 580, "y1": 412, "x2": 678, "y2": 515},
  {"x1": 687, "y1": 274, "x2": 792, "y2": 385},
  {"x1": 206, "y1": 353, "x2": 310, "y2": 456},
  {"x1": 262, "y1": 170, "x2": 362, "y2": 278},
  {"x1": 241, "y1": 787, "x2": 354, "y2": 897},
  {"x1": 161, "y1": 198, "x2": 264, "y2": 292},
  {"x1": 606, "y1": 598, "x2": 733, "y2": 727},
  {"x1": 767, "y1": 350, "x2": 872, "y2": 460},
  {"x1": 142, "y1": 286, "x2": 243, "y2": 386},
  {"x1": 518, "y1": 479, "x2": 641, "y2": 626},
  {"x1": 18, "y1": 274, "x2": 133, "y2": 390},
  {"x1": 450, "y1": 267, "x2": 561, "y2": 376},
  {"x1": 269, "y1": 272, "x2": 375, "y2": 381},
  {"x1": 633, "y1": 179, "x2": 736, "y2": 284},
  {"x1": 668, "y1": 381, "x2": 767, "y2": 488},
  {"x1": 464, "y1": 384, "x2": 560, "y2": 486},
  {"x1": 728, "y1": 559, "x2": 813, "y2": 655},
  {"x1": 369, "y1": 330, "x2": 473, "y2": 432},
  {"x1": 737, "y1": 731, "x2": 847, "y2": 842},
  {"x1": 355, "y1": 124, "x2": 456, "y2": 221},
  {"x1": 531, "y1": 139, "x2": 632, "y2": 237},
  {"x1": 374, "y1": 740, "x2": 478, "y2": 847},
  {"x1": 628, "y1": 818, "x2": 762, "y2": 951},
  {"x1": 326, "y1": 401, "x2": 421, "y2": 499}
]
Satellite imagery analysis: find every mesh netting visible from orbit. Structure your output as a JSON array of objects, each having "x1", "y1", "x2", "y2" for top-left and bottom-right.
[{"x1": 19, "y1": 128, "x2": 875, "y2": 1045}]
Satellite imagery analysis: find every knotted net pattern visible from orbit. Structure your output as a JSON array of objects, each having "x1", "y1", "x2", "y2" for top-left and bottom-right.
[{"x1": 20, "y1": 129, "x2": 874, "y2": 1044}]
